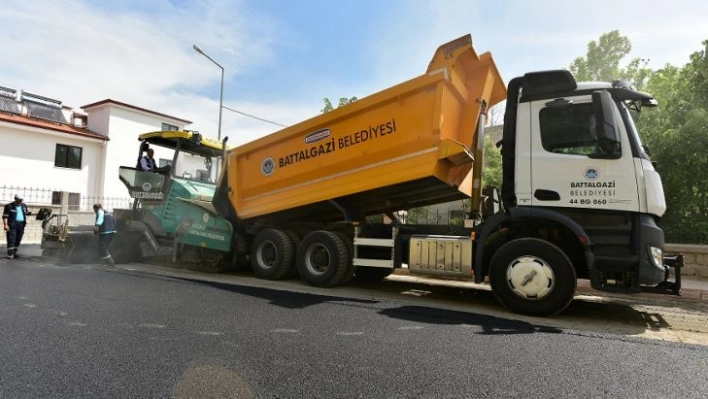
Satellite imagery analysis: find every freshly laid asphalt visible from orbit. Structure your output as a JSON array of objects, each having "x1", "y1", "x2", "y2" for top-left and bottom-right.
[
  {"x1": 2, "y1": 248, "x2": 708, "y2": 398},
  {"x1": 4, "y1": 244, "x2": 708, "y2": 298}
]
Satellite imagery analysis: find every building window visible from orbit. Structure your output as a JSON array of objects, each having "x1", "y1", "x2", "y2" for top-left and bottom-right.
[
  {"x1": 162, "y1": 123, "x2": 179, "y2": 131},
  {"x1": 52, "y1": 191, "x2": 81, "y2": 210},
  {"x1": 55, "y1": 144, "x2": 82, "y2": 169}
]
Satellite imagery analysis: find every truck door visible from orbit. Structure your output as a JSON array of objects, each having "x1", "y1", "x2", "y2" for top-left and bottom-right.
[{"x1": 527, "y1": 97, "x2": 640, "y2": 212}]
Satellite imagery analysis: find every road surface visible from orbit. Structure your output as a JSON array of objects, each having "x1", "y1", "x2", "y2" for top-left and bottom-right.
[{"x1": 1, "y1": 256, "x2": 707, "y2": 398}]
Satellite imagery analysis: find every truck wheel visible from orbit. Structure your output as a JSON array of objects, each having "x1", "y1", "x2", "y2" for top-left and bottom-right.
[
  {"x1": 297, "y1": 230, "x2": 350, "y2": 287},
  {"x1": 283, "y1": 230, "x2": 301, "y2": 278},
  {"x1": 488, "y1": 238, "x2": 576, "y2": 316},
  {"x1": 250, "y1": 229, "x2": 295, "y2": 280},
  {"x1": 354, "y1": 267, "x2": 394, "y2": 282},
  {"x1": 231, "y1": 234, "x2": 251, "y2": 272},
  {"x1": 333, "y1": 231, "x2": 355, "y2": 285}
]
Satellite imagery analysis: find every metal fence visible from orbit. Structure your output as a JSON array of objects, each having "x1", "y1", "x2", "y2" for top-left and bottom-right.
[
  {"x1": 406, "y1": 207, "x2": 467, "y2": 226},
  {"x1": 0, "y1": 185, "x2": 132, "y2": 212},
  {"x1": 78, "y1": 196, "x2": 133, "y2": 212},
  {"x1": 0, "y1": 185, "x2": 55, "y2": 206}
]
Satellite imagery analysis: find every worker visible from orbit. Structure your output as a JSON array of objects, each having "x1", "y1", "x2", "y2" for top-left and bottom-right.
[
  {"x1": 139, "y1": 148, "x2": 157, "y2": 171},
  {"x1": 93, "y1": 203, "x2": 117, "y2": 265},
  {"x1": 3, "y1": 193, "x2": 32, "y2": 259}
]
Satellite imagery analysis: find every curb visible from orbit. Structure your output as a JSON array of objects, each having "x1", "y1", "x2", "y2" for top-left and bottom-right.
[{"x1": 391, "y1": 269, "x2": 708, "y2": 302}]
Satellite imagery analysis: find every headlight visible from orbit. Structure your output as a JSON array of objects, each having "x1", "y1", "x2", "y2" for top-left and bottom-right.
[{"x1": 649, "y1": 246, "x2": 663, "y2": 268}]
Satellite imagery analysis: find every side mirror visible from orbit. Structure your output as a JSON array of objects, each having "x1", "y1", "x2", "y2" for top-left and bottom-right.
[
  {"x1": 591, "y1": 91, "x2": 621, "y2": 159},
  {"x1": 481, "y1": 185, "x2": 501, "y2": 217}
]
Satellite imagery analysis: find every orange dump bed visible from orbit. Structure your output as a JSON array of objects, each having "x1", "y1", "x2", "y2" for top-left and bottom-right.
[{"x1": 220, "y1": 34, "x2": 506, "y2": 223}]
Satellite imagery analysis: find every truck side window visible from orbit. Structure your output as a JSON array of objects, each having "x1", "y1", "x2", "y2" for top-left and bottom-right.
[{"x1": 539, "y1": 103, "x2": 617, "y2": 157}]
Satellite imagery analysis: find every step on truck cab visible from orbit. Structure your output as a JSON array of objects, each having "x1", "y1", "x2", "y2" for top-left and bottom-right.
[{"x1": 209, "y1": 34, "x2": 680, "y2": 316}]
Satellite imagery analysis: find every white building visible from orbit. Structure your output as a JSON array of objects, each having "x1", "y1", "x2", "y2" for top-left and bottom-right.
[
  {"x1": 0, "y1": 84, "x2": 191, "y2": 208},
  {"x1": 81, "y1": 99, "x2": 191, "y2": 198}
]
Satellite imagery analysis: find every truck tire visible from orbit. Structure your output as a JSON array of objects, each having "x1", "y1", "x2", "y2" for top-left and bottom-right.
[
  {"x1": 488, "y1": 238, "x2": 577, "y2": 316},
  {"x1": 296, "y1": 230, "x2": 350, "y2": 287},
  {"x1": 250, "y1": 229, "x2": 295, "y2": 280},
  {"x1": 283, "y1": 230, "x2": 301, "y2": 278},
  {"x1": 353, "y1": 267, "x2": 394, "y2": 282},
  {"x1": 231, "y1": 234, "x2": 251, "y2": 272},
  {"x1": 333, "y1": 231, "x2": 355, "y2": 285}
]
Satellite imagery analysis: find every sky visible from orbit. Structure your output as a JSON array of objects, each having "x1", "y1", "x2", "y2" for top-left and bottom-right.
[{"x1": 2, "y1": 0, "x2": 707, "y2": 146}]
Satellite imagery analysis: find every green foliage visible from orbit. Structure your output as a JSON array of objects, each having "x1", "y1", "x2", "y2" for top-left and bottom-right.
[
  {"x1": 407, "y1": 206, "x2": 431, "y2": 224},
  {"x1": 482, "y1": 134, "x2": 502, "y2": 188},
  {"x1": 321, "y1": 97, "x2": 358, "y2": 113},
  {"x1": 639, "y1": 40, "x2": 708, "y2": 243},
  {"x1": 569, "y1": 30, "x2": 652, "y2": 89}
]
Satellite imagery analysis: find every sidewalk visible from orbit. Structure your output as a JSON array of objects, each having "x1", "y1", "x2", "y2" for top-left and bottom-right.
[
  {"x1": 390, "y1": 267, "x2": 708, "y2": 302},
  {"x1": 3, "y1": 244, "x2": 707, "y2": 301}
]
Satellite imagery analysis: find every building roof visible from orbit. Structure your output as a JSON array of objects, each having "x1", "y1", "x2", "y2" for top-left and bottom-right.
[
  {"x1": 81, "y1": 99, "x2": 192, "y2": 124},
  {"x1": 0, "y1": 111, "x2": 108, "y2": 141}
]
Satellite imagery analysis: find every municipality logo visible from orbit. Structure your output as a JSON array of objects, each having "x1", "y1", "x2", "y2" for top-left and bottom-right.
[
  {"x1": 261, "y1": 157, "x2": 275, "y2": 176},
  {"x1": 584, "y1": 167, "x2": 599, "y2": 180}
]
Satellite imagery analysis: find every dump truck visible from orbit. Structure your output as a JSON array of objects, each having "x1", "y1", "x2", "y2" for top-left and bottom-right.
[
  {"x1": 41, "y1": 33, "x2": 681, "y2": 316},
  {"x1": 210, "y1": 34, "x2": 681, "y2": 316}
]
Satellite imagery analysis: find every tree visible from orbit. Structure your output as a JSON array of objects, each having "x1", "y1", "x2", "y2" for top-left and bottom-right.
[
  {"x1": 487, "y1": 103, "x2": 505, "y2": 126},
  {"x1": 639, "y1": 40, "x2": 708, "y2": 243},
  {"x1": 569, "y1": 30, "x2": 652, "y2": 89},
  {"x1": 321, "y1": 97, "x2": 358, "y2": 113},
  {"x1": 482, "y1": 134, "x2": 502, "y2": 189}
]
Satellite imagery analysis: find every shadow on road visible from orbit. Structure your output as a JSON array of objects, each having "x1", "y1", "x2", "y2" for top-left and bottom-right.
[
  {"x1": 562, "y1": 298, "x2": 671, "y2": 332},
  {"x1": 366, "y1": 278, "x2": 661, "y2": 336},
  {"x1": 184, "y1": 279, "x2": 379, "y2": 309},
  {"x1": 188, "y1": 277, "x2": 565, "y2": 335},
  {"x1": 379, "y1": 305, "x2": 564, "y2": 335}
]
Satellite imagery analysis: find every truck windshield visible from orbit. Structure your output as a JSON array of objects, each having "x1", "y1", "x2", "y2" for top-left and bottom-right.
[
  {"x1": 172, "y1": 150, "x2": 216, "y2": 183},
  {"x1": 617, "y1": 101, "x2": 650, "y2": 160}
]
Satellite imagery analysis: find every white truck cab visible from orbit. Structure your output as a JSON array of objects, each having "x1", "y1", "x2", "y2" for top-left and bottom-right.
[{"x1": 484, "y1": 71, "x2": 680, "y2": 315}]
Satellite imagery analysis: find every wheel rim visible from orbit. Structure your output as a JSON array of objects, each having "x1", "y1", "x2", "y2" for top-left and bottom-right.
[
  {"x1": 304, "y1": 243, "x2": 331, "y2": 276},
  {"x1": 256, "y1": 239, "x2": 277, "y2": 269},
  {"x1": 505, "y1": 256, "x2": 555, "y2": 300}
]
